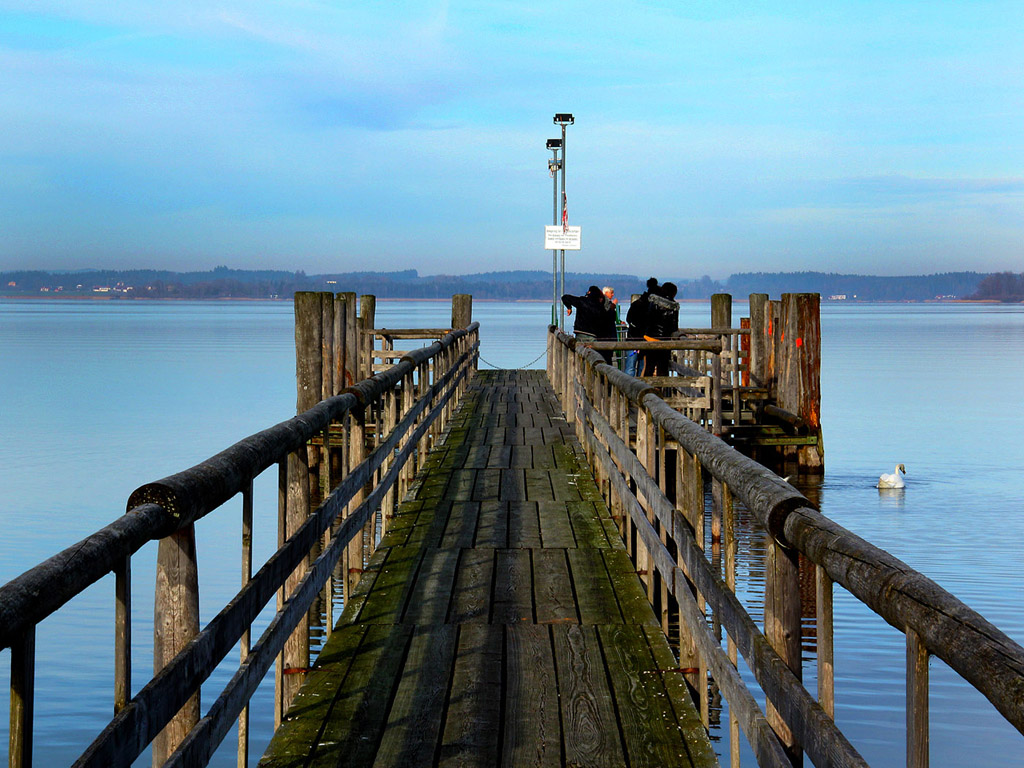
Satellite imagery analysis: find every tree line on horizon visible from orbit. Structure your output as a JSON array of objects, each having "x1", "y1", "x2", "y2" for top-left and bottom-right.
[{"x1": 1, "y1": 266, "x2": 1017, "y2": 302}]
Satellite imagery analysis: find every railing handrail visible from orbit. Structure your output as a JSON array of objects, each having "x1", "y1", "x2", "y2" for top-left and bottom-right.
[
  {"x1": 72, "y1": 330, "x2": 479, "y2": 767},
  {"x1": 0, "y1": 323, "x2": 478, "y2": 652},
  {"x1": 550, "y1": 327, "x2": 1024, "y2": 758}
]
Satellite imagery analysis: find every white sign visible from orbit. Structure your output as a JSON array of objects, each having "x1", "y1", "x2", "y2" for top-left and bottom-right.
[{"x1": 544, "y1": 226, "x2": 582, "y2": 250}]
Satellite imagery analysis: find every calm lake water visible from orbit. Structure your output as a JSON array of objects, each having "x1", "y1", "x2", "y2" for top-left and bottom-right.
[{"x1": 1, "y1": 298, "x2": 1022, "y2": 766}]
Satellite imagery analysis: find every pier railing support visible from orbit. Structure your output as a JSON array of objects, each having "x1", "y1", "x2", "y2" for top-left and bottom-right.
[{"x1": 152, "y1": 525, "x2": 201, "y2": 766}]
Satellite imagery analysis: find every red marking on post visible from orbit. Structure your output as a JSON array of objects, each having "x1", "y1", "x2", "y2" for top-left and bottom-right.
[{"x1": 796, "y1": 337, "x2": 803, "y2": 347}]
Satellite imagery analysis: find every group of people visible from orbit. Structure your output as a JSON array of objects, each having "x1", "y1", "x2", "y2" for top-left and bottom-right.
[{"x1": 561, "y1": 277, "x2": 680, "y2": 376}]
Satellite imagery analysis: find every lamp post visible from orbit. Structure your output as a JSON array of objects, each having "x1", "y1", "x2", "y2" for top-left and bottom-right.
[
  {"x1": 546, "y1": 138, "x2": 562, "y2": 327},
  {"x1": 554, "y1": 113, "x2": 574, "y2": 331}
]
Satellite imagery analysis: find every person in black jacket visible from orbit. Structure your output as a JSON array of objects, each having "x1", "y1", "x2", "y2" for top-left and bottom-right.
[
  {"x1": 625, "y1": 277, "x2": 658, "y2": 376},
  {"x1": 640, "y1": 281, "x2": 679, "y2": 376},
  {"x1": 562, "y1": 285, "x2": 616, "y2": 363}
]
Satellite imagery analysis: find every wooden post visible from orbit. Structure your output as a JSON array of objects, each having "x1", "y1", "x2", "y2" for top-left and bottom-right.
[
  {"x1": 153, "y1": 526, "x2": 200, "y2": 766},
  {"x1": 816, "y1": 566, "x2": 835, "y2": 718},
  {"x1": 711, "y1": 293, "x2": 732, "y2": 329},
  {"x1": 360, "y1": 295, "x2": 376, "y2": 379},
  {"x1": 451, "y1": 294, "x2": 473, "y2": 329},
  {"x1": 114, "y1": 554, "x2": 131, "y2": 714},
  {"x1": 765, "y1": 536, "x2": 803, "y2": 766},
  {"x1": 10, "y1": 627, "x2": 35, "y2": 768},
  {"x1": 347, "y1": 406, "x2": 367, "y2": 597},
  {"x1": 907, "y1": 629, "x2": 929, "y2": 768},
  {"x1": 318, "y1": 293, "x2": 334, "y2": 636},
  {"x1": 711, "y1": 294, "x2": 731, "y2": 436},
  {"x1": 723, "y1": 482, "x2": 740, "y2": 768},
  {"x1": 280, "y1": 291, "x2": 321, "y2": 714},
  {"x1": 339, "y1": 292, "x2": 358, "y2": 390},
  {"x1": 238, "y1": 481, "x2": 253, "y2": 768},
  {"x1": 778, "y1": 293, "x2": 823, "y2": 473},
  {"x1": 274, "y1": 460, "x2": 287, "y2": 728},
  {"x1": 748, "y1": 293, "x2": 768, "y2": 388}
]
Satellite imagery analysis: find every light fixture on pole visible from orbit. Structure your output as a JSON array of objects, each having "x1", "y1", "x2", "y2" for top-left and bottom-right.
[
  {"x1": 546, "y1": 138, "x2": 563, "y2": 327},
  {"x1": 553, "y1": 114, "x2": 574, "y2": 330}
]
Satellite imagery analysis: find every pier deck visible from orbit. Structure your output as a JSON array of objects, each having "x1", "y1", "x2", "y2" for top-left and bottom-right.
[{"x1": 259, "y1": 369, "x2": 716, "y2": 768}]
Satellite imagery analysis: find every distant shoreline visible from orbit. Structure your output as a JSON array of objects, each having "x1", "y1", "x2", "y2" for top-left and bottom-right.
[{"x1": 1, "y1": 295, "x2": 1018, "y2": 305}]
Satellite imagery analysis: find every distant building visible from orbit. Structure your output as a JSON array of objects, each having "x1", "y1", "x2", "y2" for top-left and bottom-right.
[{"x1": 828, "y1": 294, "x2": 848, "y2": 300}]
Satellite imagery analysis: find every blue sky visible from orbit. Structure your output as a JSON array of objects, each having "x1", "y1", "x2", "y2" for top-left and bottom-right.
[{"x1": 1, "y1": 1, "x2": 1022, "y2": 278}]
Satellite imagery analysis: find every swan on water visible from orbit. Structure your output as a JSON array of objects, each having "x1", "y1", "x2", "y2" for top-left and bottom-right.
[{"x1": 876, "y1": 463, "x2": 906, "y2": 489}]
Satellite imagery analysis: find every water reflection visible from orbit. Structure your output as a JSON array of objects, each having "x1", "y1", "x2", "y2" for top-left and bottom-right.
[{"x1": 876, "y1": 487, "x2": 906, "y2": 510}]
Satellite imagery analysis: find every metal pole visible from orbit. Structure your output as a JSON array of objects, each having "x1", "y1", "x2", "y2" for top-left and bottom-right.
[
  {"x1": 560, "y1": 122, "x2": 567, "y2": 331},
  {"x1": 552, "y1": 148, "x2": 559, "y2": 327}
]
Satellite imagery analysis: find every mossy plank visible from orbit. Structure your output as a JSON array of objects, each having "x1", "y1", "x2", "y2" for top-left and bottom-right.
[
  {"x1": 552, "y1": 624, "x2": 626, "y2": 768},
  {"x1": 565, "y1": 500, "x2": 612, "y2": 549},
  {"x1": 642, "y1": 625, "x2": 719, "y2": 768},
  {"x1": 567, "y1": 548, "x2": 624, "y2": 626},
  {"x1": 537, "y1": 500, "x2": 576, "y2": 548},
  {"x1": 599, "y1": 623, "x2": 696, "y2": 767},
  {"x1": 604, "y1": 549, "x2": 660, "y2": 627},
  {"x1": 307, "y1": 622, "x2": 413, "y2": 768},
  {"x1": 372, "y1": 624, "x2": 457, "y2": 767}
]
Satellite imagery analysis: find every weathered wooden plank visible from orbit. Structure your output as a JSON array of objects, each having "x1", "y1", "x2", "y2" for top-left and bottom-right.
[
  {"x1": 475, "y1": 500, "x2": 509, "y2": 548},
  {"x1": 403, "y1": 547, "x2": 459, "y2": 625},
  {"x1": 528, "y1": 444, "x2": 557, "y2": 470},
  {"x1": 503, "y1": 624, "x2": 561, "y2": 768},
  {"x1": 404, "y1": 500, "x2": 453, "y2": 549},
  {"x1": 449, "y1": 548, "x2": 495, "y2": 624},
  {"x1": 444, "y1": 468, "x2": 478, "y2": 501},
  {"x1": 487, "y1": 444, "x2": 513, "y2": 469},
  {"x1": 552, "y1": 624, "x2": 627, "y2": 767},
  {"x1": 533, "y1": 549, "x2": 578, "y2": 625},
  {"x1": 567, "y1": 548, "x2": 624, "y2": 625},
  {"x1": 537, "y1": 500, "x2": 576, "y2": 548},
  {"x1": 508, "y1": 502, "x2": 542, "y2": 549},
  {"x1": 564, "y1": 501, "x2": 612, "y2": 549},
  {"x1": 510, "y1": 444, "x2": 535, "y2": 469},
  {"x1": 259, "y1": 624, "x2": 371, "y2": 767},
  {"x1": 302, "y1": 622, "x2": 412, "y2": 768},
  {"x1": 473, "y1": 468, "x2": 502, "y2": 501},
  {"x1": 441, "y1": 501, "x2": 480, "y2": 548},
  {"x1": 599, "y1": 623, "x2": 694, "y2": 767},
  {"x1": 525, "y1": 469, "x2": 556, "y2": 501},
  {"x1": 372, "y1": 624, "x2": 457, "y2": 768},
  {"x1": 603, "y1": 549, "x2": 659, "y2": 626},
  {"x1": 500, "y1": 469, "x2": 528, "y2": 502},
  {"x1": 642, "y1": 625, "x2": 719, "y2": 767},
  {"x1": 439, "y1": 624, "x2": 504, "y2": 768},
  {"x1": 352, "y1": 545, "x2": 423, "y2": 625},
  {"x1": 493, "y1": 549, "x2": 533, "y2": 624}
]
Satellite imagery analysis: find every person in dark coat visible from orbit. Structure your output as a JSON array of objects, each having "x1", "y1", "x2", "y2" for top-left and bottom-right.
[
  {"x1": 640, "y1": 281, "x2": 679, "y2": 376},
  {"x1": 562, "y1": 285, "x2": 616, "y2": 363},
  {"x1": 624, "y1": 277, "x2": 658, "y2": 376}
]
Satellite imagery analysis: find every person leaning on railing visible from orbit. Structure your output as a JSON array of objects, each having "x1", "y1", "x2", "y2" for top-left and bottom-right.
[
  {"x1": 562, "y1": 285, "x2": 616, "y2": 363},
  {"x1": 625, "y1": 277, "x2": 659, "y2": 376},
  {"x1": 640, "y1": 281, "x2": 679, "y2": 376}
]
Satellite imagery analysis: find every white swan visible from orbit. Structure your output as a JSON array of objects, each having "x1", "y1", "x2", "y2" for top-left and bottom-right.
[{"x1": 876, "y1": 463, "x2": 906, "y2": 489}]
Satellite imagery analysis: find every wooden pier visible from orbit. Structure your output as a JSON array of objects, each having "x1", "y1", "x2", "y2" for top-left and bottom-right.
[
  {"x1": 260, "y1": 370, "x2": 716, "y2": 767},
  {"x1": 2, "y1": 291, "x2": 1022, "y2": 768}
]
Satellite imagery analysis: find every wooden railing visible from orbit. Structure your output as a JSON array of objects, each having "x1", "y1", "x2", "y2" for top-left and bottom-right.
[
  {"x1": 548, "y1": 326, "x2": 1024, "y2": 768},
  {"x1": 0, "y1": 301, "x2": 478, "y2": 768}
]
